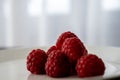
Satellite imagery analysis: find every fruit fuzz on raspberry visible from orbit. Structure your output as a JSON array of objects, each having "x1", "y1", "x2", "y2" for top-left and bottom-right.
[
  {"x1": 56, "y1": 31, "x2": 78, "y2": 50},
  {"x1": 27, "y1": 49, "x2": 47, "y2": 74},
  {"x1": 62, "y1": 37, "x2": 88, "y2": 64},
  {"x1": 47, "y1": 45, "x2": 58, "y2": 56},
  {"x1": 76, "y1": 54, "x2": 105, "y2": 78},
  {"x1": 45, "y1": 50, "x2": 71, "y2": 77}
]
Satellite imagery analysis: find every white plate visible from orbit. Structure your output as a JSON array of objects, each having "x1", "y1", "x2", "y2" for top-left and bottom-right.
[{"x1": 0, "y1": 46, "x2": 120, "y2": 80}]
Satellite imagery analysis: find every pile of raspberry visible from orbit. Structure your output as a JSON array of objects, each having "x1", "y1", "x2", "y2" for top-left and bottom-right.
[{"x1": 26, "y1": 31, "x2": 105, "y2": 78}]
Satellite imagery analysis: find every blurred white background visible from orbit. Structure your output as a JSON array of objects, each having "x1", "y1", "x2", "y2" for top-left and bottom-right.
[{"x1": 0, "y1": 0, "x2": 120, "y2": 48}]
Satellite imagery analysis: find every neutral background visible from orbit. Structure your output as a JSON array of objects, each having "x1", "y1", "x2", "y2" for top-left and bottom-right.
[{"x1": 0, "y1": 0, "x2": 120, "y2": 48}]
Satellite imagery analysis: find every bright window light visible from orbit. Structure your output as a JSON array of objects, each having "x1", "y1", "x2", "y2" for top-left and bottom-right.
[
  {"x1": 46, "y1": 0, "x2": 70, "y2": 14},
  {"x1": 4, "y1": 0, "x2": 13, "y2": 47},
  {"x1": 102, "y1": 0, "x2": 120, "y2": 10},
  {"x1": 28, "y1": 0, "x2": 43, "y2": 16}
]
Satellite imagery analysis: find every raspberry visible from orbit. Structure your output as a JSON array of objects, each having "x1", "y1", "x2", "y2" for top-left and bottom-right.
[
  {"x1": 76, "y1": 54, "x2": 105, "y2": 78},
  {"x1": 56, "y1": 31, "x2": 77, "y2": 50},
  {"x1": 47, "y1": 46, "x2": 58, "y2": 56},
  {"x1": 27, "y1": 49, "x2": 47, "y2": 74},
  {"x1": 62, "y1": 37, "x2": 88, "y2": 64},
  {"x1": 45, "y1": 50, "x2": 71, "y2": 77}
]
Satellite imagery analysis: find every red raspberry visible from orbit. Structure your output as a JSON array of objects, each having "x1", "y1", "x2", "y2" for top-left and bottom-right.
[
  {"x1": 56, "y1": 31, "x2": 78, "y2": 50},
  {"x1": 45, "y1": 50, "x2": 71, "y2": 77},
  {"x1": 62, "y1": 37, "x2": 88, "y2": 64},
  {"x1": 76, "y1": 54, "x2": 105, "y2": 78},
  {"x1": 27, "y1": 49, "x2": 47, "y2": 74},
  {"x1": 47, "y1": 45, "x2": 58, "y2": 56}
]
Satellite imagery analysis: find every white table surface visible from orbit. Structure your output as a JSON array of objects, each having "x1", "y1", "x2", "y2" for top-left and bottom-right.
[{"x1": 0, "y1": 46, "x2": 120, "y2": 80}]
